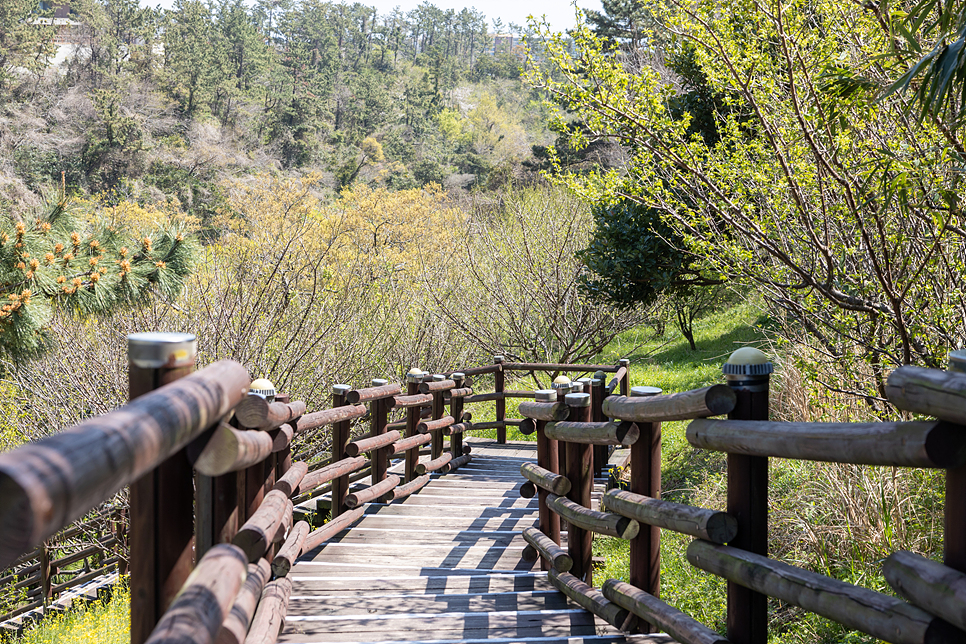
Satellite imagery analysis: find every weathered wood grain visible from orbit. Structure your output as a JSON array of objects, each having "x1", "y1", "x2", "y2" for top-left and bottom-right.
[
  {"x1": 603, "y1": 490, "x2": 736, "y2": 544},
  {"x1": 235, "y1": 396, "x2": 306, "y2": 431},
  {"x1": 547, "y1": 494, "x2": 639, "y2": 539},
  {"x1": 521, "y1": 463, "x2": 571, "y2": 496},
  {"x1": 602, "y1": 385, "x2": 736, "y2": 423},
  {"x1": 602, "y1": 579, "x2": 728, "y2": 644},
  {"x1": 885, "y1": 550, "x2": 966, "y2": 632},
  {"x1": 887, "y1": 366, "x2": 966, "y2": 426},
  {"x1": 216, "y1": 559, "x2": 271, "y2": 644},
  {"x1": 687, "y1": 540, "x2": 962, "y2": 644}
]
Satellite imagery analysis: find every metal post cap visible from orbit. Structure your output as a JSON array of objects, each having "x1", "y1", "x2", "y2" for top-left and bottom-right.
[
  {"x1": 618, "y1": 358, "x2": 630, "y2": 367},
  {"x1": 127, "y1": 332, "x2": 196, "y2": 369},
  {"x1": 493, "y1": 355, "x2": 505, "y2": 363},
  {"x1": 332, "y1": 384, "x2": 351, "y2": 395},
  {"x1": 571, "y1": 382, "x2": 584, "y2": 393},
  {"x1": 565, "y1": 392, "x2": 591, "y2": 407},
  {"x1": 451, "y1": 372, "x2": 465, "y2": 380},
  {"x1": 406, "y1": 369, "x2": 423, "y2": 384},
  {"x1": 432, "y1": 374, "x2": 446, "y2": 382},
  {"x1": 552, "y1": 375, "x2": 571, "y2": 388},
  {"x1": 723, "y1": 347, "x2": 774, "y2": 377},
  {"x1": 950, "y1": 349, "x2": 966, "y2": 374},
  {"x1": 250, "y1": 377, "x2": 276, "y2": 401},
  {"x1": 371, "y1": 378, "x2": 388, "y2": 387},
  {"x1": 630, "y1": 386, "x2": 663, "y2": 397},
  {"x1": 594, "y1": 370, "x2": 606, "y2": 382},
  {"x1": 534, "y1": 389, "x2": 556, "y2": 402}
]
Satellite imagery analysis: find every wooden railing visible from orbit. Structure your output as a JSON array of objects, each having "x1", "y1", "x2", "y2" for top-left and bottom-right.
[
  {"x1": 515, "y1": 349, "x2": 966, "y2": 644},
  {"x1": 0, "y1": 335, "x2": 633, "y2": 640}
]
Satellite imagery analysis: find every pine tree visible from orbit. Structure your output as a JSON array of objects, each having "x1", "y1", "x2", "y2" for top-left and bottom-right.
[{"x1": 0, "y1": 196, "x2": 196, "y2": 361}]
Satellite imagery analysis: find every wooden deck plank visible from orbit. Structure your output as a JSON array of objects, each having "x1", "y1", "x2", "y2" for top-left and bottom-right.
[{"x1": 281, "y1": 438, "x2": 657, "y2": 644}]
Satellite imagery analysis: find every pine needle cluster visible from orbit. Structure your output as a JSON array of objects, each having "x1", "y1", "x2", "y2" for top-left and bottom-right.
[{"x1": 0, "y1": 197, "x2": 196, "y2": 361}]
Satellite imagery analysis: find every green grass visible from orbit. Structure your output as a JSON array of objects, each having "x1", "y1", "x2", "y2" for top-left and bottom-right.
[{"x1": 9, "y1": 581, "x2": 129, "y2": 644}]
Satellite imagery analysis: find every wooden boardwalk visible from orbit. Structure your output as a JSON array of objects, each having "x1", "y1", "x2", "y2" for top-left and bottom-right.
[{"x1": 281, "y1": 439, "x2": 671, "y2": 644}]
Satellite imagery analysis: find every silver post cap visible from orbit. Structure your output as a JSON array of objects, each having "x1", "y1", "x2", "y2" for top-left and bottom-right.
[
  {"x1": 571, "y1": 382, "x2": 584, "y2": 393},
  {"x1": 127, "y1": 332, "x2": 196, "y2": 369},
  {"x1": 332, "y1": 384, "x2": 351, "y2": 395},
  {"x1": 534, "y1": 389, "x2": 556, "y2": 402},
  {"x1": 493, "y1": 355, "x2": 505, "y2": 364},
  {"x1": 565, "y1": 392, "x2": 591, "y2": 407},
  {"x1": 371, "y1": 378, "x2": 388, "y2": 387},
  {"x1": 631, "y1": 385, "x2": 663, "y2": 397},
  {"x1": 451, "y1": 372, "x2": 465, "y2": 381},
  {"x1": 432, "y1": 374, "x2": 446, "y2": 382},
  {"x1": 406, "y1": 368, "x2": 423, "y2": 384},
  {"x1": 618, "y1": 358, "x2": 630, "y2": 367},
  {"x1": 950, "y1": 349, "x2": 966, "y2": 374}
]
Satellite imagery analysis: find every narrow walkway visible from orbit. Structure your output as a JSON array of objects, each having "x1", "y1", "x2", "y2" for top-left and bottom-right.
[{"x1": 280, "y1": 439, "x2": 670, "y2": 644}]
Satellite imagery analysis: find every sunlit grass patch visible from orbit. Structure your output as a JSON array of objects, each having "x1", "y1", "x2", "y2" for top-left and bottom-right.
[{"x1": 10, "y1": 580, "x2": 128, "y2": 644}]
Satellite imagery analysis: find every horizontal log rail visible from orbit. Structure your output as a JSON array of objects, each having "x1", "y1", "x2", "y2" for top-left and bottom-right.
[
  {"x1": 192, "y1": 424, "x2": 274, "y2": 476},
  {"x1": 391, "y1": 432, "x2": 433, "y2": 455},
  {"x1": 388, "y1": 473, "x2": 431, "y2": 501},
  {"x1": 446, "y1": 387, "x2": 474, "y2": 399},
  {"x1": 416, "y1": 452, "x2": 453, "y2": 474},
  {"x1": 686, "y1": 419, "x2": 966, "y2": 468},
  {"x1": 502, "y1": 362, "x2": 621, "y2": 372},
  {"x1": 442, "y1": 453, "x2": 472, "y2": 472},
  {"x1": 547, "y1": 494, "x2": 640, "y2": 539},
  {"x1": 445, "y1": 422, "x2": 472, "y2": 435},
  {"x1": 0, "y1": 359, "x2": 249, "y2": 569},
  {"x1": 393, "y1": 393, "x2": 434, "y2": 408},
  {"x1": 235, "y1": 396, "x2": 306, "y2": 430},
  {"x1": 521, "y1": 462, "x2": 571, "y2": 496},
  {"x1": 295, "y1": 456, "x2": 367, "y2": 496},
  {"x1": 296, "y1": 404, "x2": 367, "y2": 433},
  {"x1": 519, "y1": 401, "x2": 570, "y2": 422},
  {"x1": 603, "y1": 385, "x2": 736, "y2": 423},
  {"x1": 217, "y1": 559, "x2": 271, "y2": 644},
  {"x1": 346, "y1": 430, "x2": 402, "y2": 457},
  {"x1": 419, "y1": 379, "x2": 456, "y2": 394},
  {"x1": 602, "y1": 490, "x2": 737, "y2": 544},
  {"x1": 346, "y1": 383, "x2": 401, "y2": 404},
  {"x1": 417, "y1": 415, "x2": 456, "y2": 433},
  {"x1": 884, "y1": 551, "x2": 966, "y2": 632},
  {"x1": 344, "y1": 475, "x2": 401, "y2": 508},
  {"x1": 545, "y1": 420, "x2": 640, "y2": 446},
  {"x1": 687, "y1": 540, "x2": 960, "y2": 644},
  {"x1": 602, "y1": 579, "x2": 728, "y2": 644},
  {"x1": 522, "y1": 527, "x2": 572, "y2": 572},
  {"x1": 887, "y1": 366, "x2": 966, "y2": 426},
  {"x1": 549, "y1": 569, "x2": 631, "y2": 629}
]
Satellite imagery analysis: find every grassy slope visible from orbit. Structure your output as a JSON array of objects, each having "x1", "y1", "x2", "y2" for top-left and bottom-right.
[{"x1": 9, "y1": 583, "x2": 129, "y2": 644}]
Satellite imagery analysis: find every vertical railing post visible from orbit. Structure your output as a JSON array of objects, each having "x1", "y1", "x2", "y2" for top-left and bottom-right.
[
  {"x1": 619, "y1": 358, "x2": 630, "y2": 396},
  {"x1": 371, "y1": 378, "x2": 390, "y2": 486},
  {"x1": 724, "y1": 348, "x2": 773, "y2": 644},
  {"x1": 565, "y1": 391, "x2": 593, "y2": 585},
  {"x1": 128, "y1": 332, "x2": 197, "y2": 644},
  {"x1": 331, "y1": 384, "x2": 351, "y2": 519},
  {"x1": 450, "y1": 373, "x2": 465, "y2": 459},
  {"x1": 494, "y1": 356, "x2": 506, "y2": 443},
  {"x1": 591, "y1": 372, "x2": 607, "y2": 478},
  {"x1": 39, "y1": 542, "x2": 51, "y2": 605},
  {"x1": 553, "y1": 377, "x2": 572, "y2": 482},
  {"x1": 196, "y1": 469, "x2": 238, "y2": 562},
  {"x1": 431, "y1": 374, "x2": 446, "y2": 461},
  {"x1": 628, "y1": 385, "x2": 662, "y2": 633},
  {"x1": 405, "y1": 369, "x2": 423, "y2": 483},
  {"x1": 534, "y1": 389, "x2": 561, "y2": 563},
  {"x1": 275, "y1": 392, "x2": 293, "y2": 480},
  {"x1": 945, "y1": 349, "x2": 966, "y2": 571}
]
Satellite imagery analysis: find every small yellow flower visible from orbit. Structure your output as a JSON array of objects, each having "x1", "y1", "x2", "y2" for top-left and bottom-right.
[
  {"x1": 54, "y1": 243, "x2": 64, "y2": 255},
  {"x1": 89, "y1": 239, "x2": 99, "y2": 249},
  {"x1": 89, "y1": 257, "x2": 99, "y2": 267},
  {"x1": 56, "y1": 276, "x2": 66, "y2": 284},
  {"x1": 44, "y1": 253, "x2": 55, "y2": 264},
  {"x1": 142, "y1": 237, "x2": 152, "y2": 252},
  {"x1": 70, "y1": 232, "x2": 81, "y2": 246},
  {"x1": 15, "y1": 222, "x2": 25, "y2": 236},
  {"x1": 90, "y1": 272, "x2": 100, "y2": 283},
  {"x1": 119, "y1": 247, "x2": 128, "y2": 257},
  {"x1": 29, "y1": 259, "x2": 39, "y2": 271},
  {"x1": 155, "y1": 261, "x2": 166, "y2": 269}
]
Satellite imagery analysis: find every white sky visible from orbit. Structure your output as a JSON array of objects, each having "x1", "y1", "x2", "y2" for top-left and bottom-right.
[{"x1": 140, "y1": 0, "x2": 602, "y2": 32}]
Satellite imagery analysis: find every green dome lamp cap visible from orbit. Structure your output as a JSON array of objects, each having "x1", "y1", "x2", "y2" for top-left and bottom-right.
[
  {"x1": 950, "y1": 349, "x2": 966, "y2": 374},
  {"x1": 723, "y1": 347, "x2": 774, "y2": 378},
  {"x1": 250, "y1": 377, "x2": 276, "y2": 402}
]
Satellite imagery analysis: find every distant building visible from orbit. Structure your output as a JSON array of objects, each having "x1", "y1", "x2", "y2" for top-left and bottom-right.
[
  {"x1": 491, "y1": 34, "x2": 514, "y2": 55},
  {"x1": 35, "y1": 2, "x2": 86, "y2": 44}
]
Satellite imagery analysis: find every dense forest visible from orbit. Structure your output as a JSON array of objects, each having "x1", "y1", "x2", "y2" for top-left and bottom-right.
[{"x1": 0, "y1": 0, "x2": 552, "y2": 214}]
